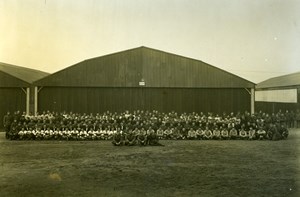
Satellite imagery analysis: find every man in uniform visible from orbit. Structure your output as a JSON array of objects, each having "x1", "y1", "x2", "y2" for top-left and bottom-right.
[
  {"x1": 163, "y1": 127, "x2": 172, "y2": 140},
  {"x1": 248, "y1": 127, "x2": 256, "y2": 140},
  {"x1": 3, "y1": 112, "x2": 13, "y2": 138},
  {"x1": 62, "y1": 127, "x2": 69, "y2": 140},
  {"x1": 133, "y1": 127, "x2": 140, "y2": 138},
  {"x1": 269, "y1": 123, "x2": 281, "y2": 141},
  {"x1": 221, "y1": 127, "x2": 229, "y2": 140},
  {"x1": 148, "y1": 128, "x2": 163, "y2": 146},
  {"x1": 172, "y1": 127, "x2": 181, "y2": 140},
  {"x1": 112, "y1": 129, "x2": 123, "y2": 146},
  {"x1": 196, "y1": 127, "x2": 204, "y2": 140},
  {"x1": 239, "y1": 126, "x2": 248, "y2": 140},
  {"x1": 125, "y1": 129, "x2": 136, "y2": 146},
  {"x1": 8, "y1": 119, "x2": 18, "y2": 140},
  {"x1": 93, "y1": 129, "x2": 99, "y2": 140},
  {"x1": 35, "y1": 127, "x2": 43, "y2": 140},
  {"x1": 229, "y1": 127, "x2": 238, "y2": 140},
  {"x1": 107, "y1": 126, "x2": 114, "y2": 140},
  {"x1": 212, "y1": 127, "x2": 221, "y2": 140},
  {"x1": 181, "y1": 127, "x2": 188, "y2": 140},
  {"x1": 187, "y1": 128, "x2": 197, "y2": 140},
  {"x1": 278, "y1": 124, "x2": 289, "y2": 139},
  {"x1": 44, "y1": 126, "x2": 50, "y2": 140},
  {"x1": 203, "y1": 127, "x2": 213, "y2": 140},
  {"x1": 79, "y1": 129, "x2": 86, "y2": 140},
  {"x1": 137, "y1": 128, "x2": 147, "y2": 146},
  {"x1": 156, "y1": 127, "x2": 164, "y2": 140},
  {"x1": 18, "y1": 127, "x2": 25, "y2": 140},
  {"x1": 256, "y1": 127, "x2": 267, "y2": 140},
  {"x1": 146, "y1": 127, "x2": 155, "y2": 144}
]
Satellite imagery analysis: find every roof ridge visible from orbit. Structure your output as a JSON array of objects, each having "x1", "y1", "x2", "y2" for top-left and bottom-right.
[
  {"x1": 0, "y1": 62, "x2": 49, "y2": 75},
  {"x1": 0, "y1": 62, "x2": 49, "y2": 84},
  {"x1": 258, "y1": 70, "x2": 300, "y2": 83},
  {"x1": 256, "y1": 70, "x2": 300, "y2": 88}
]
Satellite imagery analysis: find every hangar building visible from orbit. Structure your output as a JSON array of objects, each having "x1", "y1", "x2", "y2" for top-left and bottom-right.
[
  {"x1": 0, "y1": 62, "x2": 49, "y2": 128},
  {"x1": 255, "y1": 71, "x2": 300, "y2": 113},
  {"x1": 34, "y1": 47, "x2": 255, "y2": 115}
]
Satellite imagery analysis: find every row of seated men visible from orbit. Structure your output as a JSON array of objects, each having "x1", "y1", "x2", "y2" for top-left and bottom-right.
[
  {"x1": 4, "y1": 110, "x2": 297, "y2": 133},
  {"x1": 8, "y1": 122, "x2": 288, "y2": 141}
]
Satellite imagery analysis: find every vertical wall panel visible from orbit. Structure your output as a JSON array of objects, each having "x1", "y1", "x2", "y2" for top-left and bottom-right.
[
  {"x1": 38, "y1": 87, "x2": 250, "y2": 115},
  {"x1": 0, "y1": 88, "x2": 26, "y2": 128}
]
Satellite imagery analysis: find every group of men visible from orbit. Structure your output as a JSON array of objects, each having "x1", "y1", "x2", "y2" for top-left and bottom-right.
[
  {"x1": 2, "y1": 109, "x2": 292, "y2": 142},
  {"x1": 111, "y1": 127, "x2": 163, "y2": 146}
]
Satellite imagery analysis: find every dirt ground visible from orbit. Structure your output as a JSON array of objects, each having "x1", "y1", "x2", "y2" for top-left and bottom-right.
[{"x1": 0, "y1": 129, "x2": 299, "y2": 197}]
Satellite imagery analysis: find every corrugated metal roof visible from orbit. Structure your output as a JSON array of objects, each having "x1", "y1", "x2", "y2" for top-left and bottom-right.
[
  {"x1": 256, "y1": 71, "x2": 300, "y2": 89},
  {"x1": 35, "y1": 47, "x2": 255, "y2": 88},
  {"x1": 0, "y1": 62, "x2": 49, "y2": 84}
]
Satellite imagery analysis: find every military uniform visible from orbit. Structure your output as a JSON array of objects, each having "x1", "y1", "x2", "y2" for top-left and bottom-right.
[
  {"x1": 148, "y1": 130, "x2": 162, "y2": 146},
  {"x1": 3, "y1": 112, "x2": 13, "y2": 136},
  {"x1": 112, "y1": 130, "x2": 123, "y2": 146},
  {"x1": 187, "y1": 128, "x2": 197, "y2": 140},
  {"x1": 212, "y1": 128, "x2": 221, "y2": 140},
  {"x1": 239, "y1": 128, "x2": 248, "y2": 140},
  {"x1": 156, "y1": 128, "x2": 164, "y2": 139},
  {"x1": 256, "y1": 128, "x2": 267, "y2": 140},
  {"x1": 125, "y1": 130, "x2": 136, "y2": 146},
  {"x1": 137, "y1": 128, "x2": 147, "y2": 146},
  {"x1": 221, "y1": 128, "x2": 229, "y2": 140},
  {"x1": 229, "y1": 128, "x2": 238, "y2": 140},
  {"x1": 203, "y1": 128, "x2": 213, "y2": 140},
  {"x1": 278, "y1": 125, "x2": 288, "y2": 139},
  {"x1": 196, "y1": 128, "x2": 203, "y2": 140},
  {"x1": 248, "y1": 127, "x2": 256, "y2": 140}
]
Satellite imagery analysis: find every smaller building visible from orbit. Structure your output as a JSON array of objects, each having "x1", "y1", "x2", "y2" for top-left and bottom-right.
[
  {"x1": 0, "y1": 62, "x2": 49, "y2": 129},
  {"x1": 255, "y1": 71, "x2": 300, "y2": 113}
]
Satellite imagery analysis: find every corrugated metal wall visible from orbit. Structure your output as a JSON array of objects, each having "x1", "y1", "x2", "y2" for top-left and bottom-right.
[
  {"x1": 38, "y1": 87, "x2": 250, "y2": 114},
  {"x1": 0, "y1": 88, "x2": 26, "y2": 128}
]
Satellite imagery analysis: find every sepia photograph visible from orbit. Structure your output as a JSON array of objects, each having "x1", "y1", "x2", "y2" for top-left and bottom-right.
[{"x1": 0, "y1": 0, "x2": 299, "y2": 196}]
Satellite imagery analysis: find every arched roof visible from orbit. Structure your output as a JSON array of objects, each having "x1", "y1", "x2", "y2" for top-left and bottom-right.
[{"x1": 35, "y1": 47, "x2": 255, "y2": 88}]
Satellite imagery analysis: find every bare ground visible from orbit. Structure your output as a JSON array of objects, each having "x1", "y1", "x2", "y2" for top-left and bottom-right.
[{"x1": 0, "y1": 129, "x2": 299, "y2": 197}]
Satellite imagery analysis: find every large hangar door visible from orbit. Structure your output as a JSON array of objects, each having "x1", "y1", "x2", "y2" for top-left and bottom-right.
[
  {"x1": 38, "y1": 87, "x2": 151, "y2": 114},
  {"x1": 38, "y1": 87, "x2": 87, "y2": 114},
  {"x1": 37, "y1": 87, "x2": 251, "y2": 115}
]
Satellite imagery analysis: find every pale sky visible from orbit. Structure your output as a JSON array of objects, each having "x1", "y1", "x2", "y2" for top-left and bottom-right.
[{"x1": 1, "y1": 0, "x2": 300, "y2": 83}]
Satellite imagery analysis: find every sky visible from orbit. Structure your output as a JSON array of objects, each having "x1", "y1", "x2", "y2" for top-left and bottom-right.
[{"x1": 0, "y1": 0, "x2": 300, "y2": 83}]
